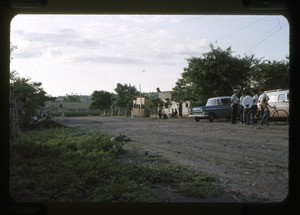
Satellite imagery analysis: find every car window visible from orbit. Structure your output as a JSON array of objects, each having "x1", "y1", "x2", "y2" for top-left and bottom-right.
[
  {"x1": 221, "y1": 98, "x2": 230, "y2": 104},
  {"x1": 206, "y1": 99, "x2": 215, "y2": 106},
  {"x1": 278, "y1": 94, "x2": 288, "y2": 102}
]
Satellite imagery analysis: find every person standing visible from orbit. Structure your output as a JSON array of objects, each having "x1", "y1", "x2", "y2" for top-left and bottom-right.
[
  {"x1": 230, "y1": 89, "x2": 240, "y2": 124},
  {"x1": 258, "y1": 89, "x2": 269, "y2": 103},
  {"x1": 158, "y1": 108, "x2": 162, "y2": 119},
  {"x1": 258, "y1": 89, "x2": 269, "y2": 117},
  {"x1": 239, "y1": 91, "x2": 245, "y2": 124},
  {"x1": 260, "y1": 98, "x2": 273, "y2": 126},
  {"x1": 242, "y1": 91, "x2": 254, "y2": 125},
  {"x1": 252, "y1": 89, "x2": 259, "y2": 119}
]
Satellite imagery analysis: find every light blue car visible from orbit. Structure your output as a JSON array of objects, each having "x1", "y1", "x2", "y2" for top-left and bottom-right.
[{"x1": 188, "y1": 96, "x2": 239, "y2": 122}]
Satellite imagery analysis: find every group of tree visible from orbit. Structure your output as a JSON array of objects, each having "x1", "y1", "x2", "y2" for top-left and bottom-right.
[
  {"x1": 171, "y1": 44, "x2": 289, "y2": 105},
  {"x1": 90, "y1": 84, "x2": 163, "y2": 116}
]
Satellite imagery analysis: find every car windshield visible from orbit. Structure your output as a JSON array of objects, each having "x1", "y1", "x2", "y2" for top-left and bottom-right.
[{"x1": 206, "y1": 99, "x2": 217, "y2": 106}]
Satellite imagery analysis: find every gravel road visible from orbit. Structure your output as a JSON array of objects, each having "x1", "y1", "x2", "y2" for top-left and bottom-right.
[{"x1": 55, "y1": 116, "x2": 289, "y2": 202}]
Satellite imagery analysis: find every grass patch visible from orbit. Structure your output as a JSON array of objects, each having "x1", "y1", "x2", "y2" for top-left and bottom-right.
[
  {"x1": 132, "y1": 153, "x2": 222, "y2": 198},
  {"x1": 10, "y1": 128, "x2": 222, "y2": 202}
]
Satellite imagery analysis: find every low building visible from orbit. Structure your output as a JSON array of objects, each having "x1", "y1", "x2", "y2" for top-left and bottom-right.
[
  {"x1": 132, "y1": 96, "x2": 146, "y2": 117},
  {"x1": 157, "y1": 91, "x2": 190, "y2": 117},
  {"x1": 45, "y1": 101, "x2": 96, "y2": 116}
]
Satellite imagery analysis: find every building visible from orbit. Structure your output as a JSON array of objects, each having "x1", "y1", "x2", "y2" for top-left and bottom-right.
[
  {"x1": 157, "y1": 91, "x2": 190, "y2": 117},
  {"x1": 132, "y1": 96, "x2": 146, "y2": 117},
  {"x1": 44, "y1": 101, "x2": 96, "y2": 116}
]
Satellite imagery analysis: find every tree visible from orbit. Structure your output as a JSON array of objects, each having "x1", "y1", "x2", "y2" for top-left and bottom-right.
[
  {"x1": 10, "y1": 71, "x2": 55, "y2": 133},
  {"x1": 114, "y1": 83, "x2": 139, "y2": 116},
  {"x1": 63, "y1": 93, "x2": 81, "y2": 102},
  {"x1": 172, "y1": 44, "x2": 255, "y2": 104},
  {"x1": 114, "y1": 83, "x2": 138, "y2": 108},
  {"x1": 90, "y1": 90, "x2": 113, "y2": 111},
  {"x1": 143, "y1": 92, "x2": 163, "y2": 115},
  {"x1": 250, "y1": 58, "x2": 289, "y2": 90},
  {"x1": 171, "y1": 78, "x2": 194, "y2": 102}
]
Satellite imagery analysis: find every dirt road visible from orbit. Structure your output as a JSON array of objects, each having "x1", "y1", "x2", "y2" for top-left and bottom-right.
[{"x1": 55, "y1": 116, "x2": 289, "y2": 202}]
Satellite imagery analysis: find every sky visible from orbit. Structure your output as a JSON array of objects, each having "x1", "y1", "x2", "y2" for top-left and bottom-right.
[{"x1": 10, "y1": 15, "x2": 289, "y2": 97}]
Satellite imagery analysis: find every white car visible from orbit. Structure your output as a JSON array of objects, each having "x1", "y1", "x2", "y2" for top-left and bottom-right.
[{"x1": 265, "y1": 89, "x2": 289, "y2": 117}]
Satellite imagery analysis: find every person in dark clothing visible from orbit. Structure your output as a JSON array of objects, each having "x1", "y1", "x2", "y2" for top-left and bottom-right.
[
  {"x1": 174, "y1": 109, "x2": 178, "y2": 117},
  {"x1": 231, "y1": 89, "x2": 240, "y2": 124}
]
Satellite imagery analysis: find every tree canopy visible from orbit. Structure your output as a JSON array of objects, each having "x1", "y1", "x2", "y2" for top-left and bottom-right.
[
  {"x1": 90, "y1": 90, "x2": 113, "y2": 110},
  {"x1": 249, "y1": 58, "x2": 289, "y2": 90},
  {"x1": 63, "y1": 93, "x2": 81, "y2": 102},
  {"x1": 10, "y1": 71, "x2": 54, "y2": 133},
  {"x1": 114, "y1": 83, "x2": 139, "y2": 108},
  {"x1": 172, "y1": 44, "x2": 289, "y2": 105}
]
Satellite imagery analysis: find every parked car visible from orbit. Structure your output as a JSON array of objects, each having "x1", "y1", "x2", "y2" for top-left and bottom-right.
[
  {"x1": 188, "y1": 96, "x2": 238, "y2": 122},
  {"x1": 265, "y1": 89, "x2": 289, "y2": 117}
]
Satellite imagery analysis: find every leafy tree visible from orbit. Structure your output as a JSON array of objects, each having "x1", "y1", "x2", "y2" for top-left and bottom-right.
[
  {"x1": 172, "y1": 44, "x2": 255, "y2": 104},
  {"x1": 90, "y1": 90, "x2": 113, "y2": 111},
  {"x1": 171, "y1": 78, "x2": 194, "y2": 102},
  {"x1": 250, "y1": 58, "x2": 289, "y2": 90},
  {"x1": 143, "y1": 92, "x2": 163, "y2": 115},
  {"x1": 63, "y1": 93, "x2": 81, "y2": 102},
  {"x1": 114, "y1": 83, "x2": 139, "y2": 110},
  {"x1": 10, "y1": 71, "x2": 55, "y2": 132}
]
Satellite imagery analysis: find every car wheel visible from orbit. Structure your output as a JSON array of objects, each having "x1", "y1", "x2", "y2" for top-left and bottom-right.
[
  {"x1": 208, "y1": 113, "x2": 214, "y2": 122},
  {"x1": 195, "y1": 117, "x2": 200, "y2": 122}
]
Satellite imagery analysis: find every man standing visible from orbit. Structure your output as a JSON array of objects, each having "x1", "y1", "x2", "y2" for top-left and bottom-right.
[
  {"x1": 250, "y1": 89, "x2": 259, "y2": 123},
  {"x1": 231, "y1": 89, "x2": 240, "y2": 124},
  {"x1": 239, "y1": 90, "x2": 245, "y2": 124},
  {"x1": 258, "y1": 89, "x2": 269, "y2": 117},
  {"x1": 242, "y1": 91, "x2": 254, "y2": 125}
]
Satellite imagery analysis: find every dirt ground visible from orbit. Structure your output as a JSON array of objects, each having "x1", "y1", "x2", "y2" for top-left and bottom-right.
[{"x1": 54, "y1": 116, "x2": 289, "y2": 203}]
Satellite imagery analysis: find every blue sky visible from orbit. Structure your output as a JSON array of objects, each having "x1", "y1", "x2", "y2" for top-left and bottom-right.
[{"x1": 10, "y1": 15, "x2": 289, "y2": 97}]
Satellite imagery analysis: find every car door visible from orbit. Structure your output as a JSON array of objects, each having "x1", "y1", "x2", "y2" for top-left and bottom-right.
[
  {"x1": 269, "y1": 93, "x2": 289, "y2": 116},
  {"x1": 212, "y1": 98, "x2": 227, "y2": 118},
  {"x1": 220, "y1": 98, "x2": 232, "y2": 118}
]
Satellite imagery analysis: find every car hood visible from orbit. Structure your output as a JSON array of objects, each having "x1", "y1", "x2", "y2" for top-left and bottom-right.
[{"x1": 191, "y1": 104, "x2": 230, "y2": 111}]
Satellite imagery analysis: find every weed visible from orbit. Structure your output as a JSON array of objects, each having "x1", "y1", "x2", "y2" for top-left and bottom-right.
[{"x1": 10, "y1": 127, "x2": 222, "y2": 202}]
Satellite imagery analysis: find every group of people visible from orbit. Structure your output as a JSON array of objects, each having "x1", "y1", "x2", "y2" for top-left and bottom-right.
[
  {"x1": 32, "y1": 110, "x2": 53, "y2": 128},
  {"x1": 231, "y1": 88, "x2": 273, "y2": 126},
  {"x1": 158, "y1": 108, "x2": 178, "y2": 119}
]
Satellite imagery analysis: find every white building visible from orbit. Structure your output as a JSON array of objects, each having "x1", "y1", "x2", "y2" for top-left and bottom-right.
[{"x1": 157, "y1": 91, "x2": 190, "y2": 117}]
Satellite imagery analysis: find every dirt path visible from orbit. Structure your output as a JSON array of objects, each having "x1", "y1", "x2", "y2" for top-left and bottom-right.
[{"x1": 54, "y1": 116, "x2": 289, "y2": 202}]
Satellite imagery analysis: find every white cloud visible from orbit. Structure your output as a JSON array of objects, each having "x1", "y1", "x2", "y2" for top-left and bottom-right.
[
  {"x1": 13, "y1": 49, "x2": 43, "y2": 58},
  {"x1": 10, "y1": 15, "x2": 289, "y2": 96},
  {"x1": 49, "y1": 48, "x2": 62, "y2": 58},
  {"x1": 173, "y1": 38, "x2": 209, "y2": 55}
]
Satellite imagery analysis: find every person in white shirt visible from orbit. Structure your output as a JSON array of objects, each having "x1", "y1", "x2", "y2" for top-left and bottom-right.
[
  {"x1": 242, "y1": 91, "x2": 253, "y2": 125},
  {"x1": 238, "y1": 91, "x2": 245, "y2": 124},
  {"x1": 258, "y1": 89, "x2": 269, "y2": 117},
  {"x1": 258, "y1": 90, "x2": 269, "y2": 103},
  {"x1": 230, "y1": 89, "x2": 240, "y2": 124},
  {"x1": 252, "y1": 89, "x2": 259, "y2": 111}
]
